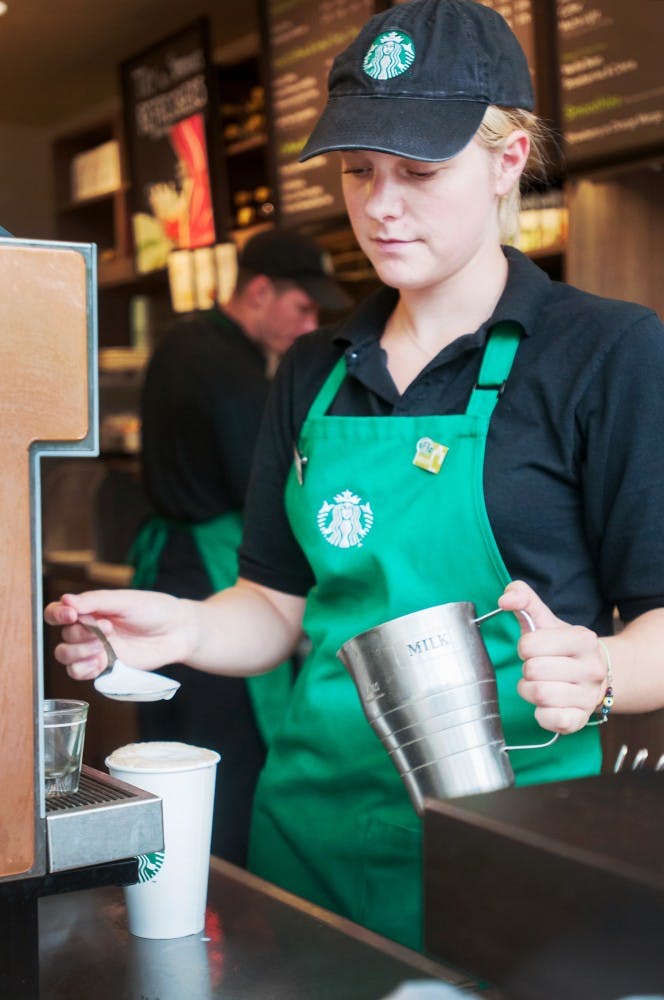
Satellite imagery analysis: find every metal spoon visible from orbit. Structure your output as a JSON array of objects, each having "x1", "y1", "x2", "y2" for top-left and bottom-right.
[
  {"x1": 80, "y1": 617, "x2": 180, "y2": 703},
  {"x1": 81, "y1": 618, "x2": 119, "y2": 677}
]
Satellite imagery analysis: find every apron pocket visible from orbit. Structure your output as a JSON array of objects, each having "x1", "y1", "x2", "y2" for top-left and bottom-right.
[{"x1": 357, "y1": 814, "x2": 423, "y2": 952}]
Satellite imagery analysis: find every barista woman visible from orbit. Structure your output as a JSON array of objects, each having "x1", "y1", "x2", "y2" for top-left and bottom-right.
[{"x1": 46, "y1": 0, "x2": 664, "y2": 952}]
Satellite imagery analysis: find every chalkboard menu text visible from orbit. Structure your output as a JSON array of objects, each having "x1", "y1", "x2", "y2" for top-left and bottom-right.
[
  {"x1": 261, "y1": 0, "x2": 376, "y2": 226},
  {"x1": 557, "y1": 0, "x2": 664, "y2": 168}
]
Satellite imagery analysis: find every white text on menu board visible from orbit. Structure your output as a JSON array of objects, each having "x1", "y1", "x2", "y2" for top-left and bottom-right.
[
  {"x1": 557, "y1": 0, "x2": 664, "y2": 158},
  {"x1": 269, "y1": 0, "x2": 374, "y2": 223}
]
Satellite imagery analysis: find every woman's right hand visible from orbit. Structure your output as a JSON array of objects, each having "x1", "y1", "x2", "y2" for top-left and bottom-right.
[{"x1": 44, "y1": 589, "x2": 194, "y2": 681}]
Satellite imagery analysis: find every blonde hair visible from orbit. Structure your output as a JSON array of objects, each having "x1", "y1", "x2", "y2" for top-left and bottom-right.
[{"x1": 476, "y1": 106, "x2": 552, "y2": 243}]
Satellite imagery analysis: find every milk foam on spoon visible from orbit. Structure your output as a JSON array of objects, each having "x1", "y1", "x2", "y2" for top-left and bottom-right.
[{"x1": 93, "y1": 661, "x2": 180, "y2": 702}]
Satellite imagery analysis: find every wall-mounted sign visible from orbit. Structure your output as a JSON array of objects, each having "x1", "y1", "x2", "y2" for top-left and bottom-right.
[
  {"x1": 121, "y1": 19, "x2": 219, "y2": 273},
  {"x1": 557, "y1": 0, "x2": 664, "y2": 169},
  {"x1": 261, "y1": 0, "x2": 376, "y2": 227}
]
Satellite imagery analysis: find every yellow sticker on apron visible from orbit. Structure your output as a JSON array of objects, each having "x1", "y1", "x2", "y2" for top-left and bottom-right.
[{"x1": 412, "y1": 436, "x2": 449, "y2": 474}]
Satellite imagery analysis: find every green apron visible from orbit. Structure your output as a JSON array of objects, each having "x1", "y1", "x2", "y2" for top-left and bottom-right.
[
  {"x1": 248, "y1": 323, "x2": 601, "y2": 951},
  {"x1": 129, "y1": 511, "x2": 293, "y2": 747}
]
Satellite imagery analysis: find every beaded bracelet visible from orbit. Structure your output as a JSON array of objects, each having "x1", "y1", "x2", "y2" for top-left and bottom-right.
[{"x1": 588, "y1": 638, "x2": 614, "y2": 726}]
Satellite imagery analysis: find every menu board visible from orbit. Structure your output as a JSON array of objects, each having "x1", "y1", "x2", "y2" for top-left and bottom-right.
[
  {"x1": 121, "y1": 20, "x2": 219, "y2": 273},
  {"x1": 261, "y1": 0, "x2": 376, "y2": 226},
  {"x1": 557, "y1": 0, "x2": 664, "y2": 167}
]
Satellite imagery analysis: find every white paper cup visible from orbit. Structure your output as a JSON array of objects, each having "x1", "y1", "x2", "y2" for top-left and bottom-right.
[{"x1": 106, "y1": 741, "x2": 220, "y2": 939}]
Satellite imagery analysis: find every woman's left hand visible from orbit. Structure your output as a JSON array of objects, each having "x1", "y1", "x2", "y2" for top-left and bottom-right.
[{"x1": 499, "y1": 580, "x2": 608, "y2": 734}]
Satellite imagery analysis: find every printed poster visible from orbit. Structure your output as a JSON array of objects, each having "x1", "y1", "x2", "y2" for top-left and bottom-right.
[{"x1": 121, "y1": 19, "x2": 219, "y2": 273}]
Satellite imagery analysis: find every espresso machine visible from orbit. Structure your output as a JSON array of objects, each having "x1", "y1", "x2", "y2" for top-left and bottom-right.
[{"x1": 0, "y1": 236, "x2": 163, "y2": 997}]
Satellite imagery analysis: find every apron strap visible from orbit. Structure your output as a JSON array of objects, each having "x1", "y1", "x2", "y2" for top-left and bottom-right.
[
  {"x1": 307, "y1": 325, "x2": 522, "y2": 421},
  {"x1": 307, "y1": 356, "x2": 347, "y2": 417},
  {"x1": 465, "y1": 321, "x2": 523, "y2": 418}
]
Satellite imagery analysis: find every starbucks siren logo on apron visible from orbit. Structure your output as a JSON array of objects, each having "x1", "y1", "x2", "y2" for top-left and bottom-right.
[
  {"x1": 317, "y1": 489, "x2": 374, "y2": 548},
  {"x1": 363, "y1": 30, "x2": 415, "y2": 80}
]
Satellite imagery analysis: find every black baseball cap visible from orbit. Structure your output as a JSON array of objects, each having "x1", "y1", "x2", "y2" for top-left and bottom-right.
[
  {"x1": 238, "y1": 228, "x2": 352, "y2": 311},
  {"x1": 300, "y1": 0, "x2": 534, "y2": 164}
]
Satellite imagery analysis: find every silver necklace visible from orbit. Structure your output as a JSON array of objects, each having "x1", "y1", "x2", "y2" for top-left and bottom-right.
[{"x1": 402, "y1": 325, "x2": 436, "y2": 359}]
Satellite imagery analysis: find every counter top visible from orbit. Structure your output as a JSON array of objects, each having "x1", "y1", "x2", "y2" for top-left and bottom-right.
[
  {"x1": 39, "y1": 857, "x2": 492, "y2": 1000},
  {"x1": 423, "y1": 772, "x2": 664, "y2": 999}
]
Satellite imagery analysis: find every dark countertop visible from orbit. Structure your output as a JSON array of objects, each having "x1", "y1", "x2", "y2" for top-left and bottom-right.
[
  {"x1": 39, "y1": 857, "x2": 491, "y2": 1000},
  {"x1": 423, "y1": 773, "x2": 664, "y2": 1000}
]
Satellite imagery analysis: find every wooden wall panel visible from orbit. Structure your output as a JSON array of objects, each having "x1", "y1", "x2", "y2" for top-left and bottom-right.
[
  {"x1": 566, "y1": 166, "x2": 664, "y2": 318},
  {"x1": 0, "y1": 245, "x2": 89, "y2": 877}
]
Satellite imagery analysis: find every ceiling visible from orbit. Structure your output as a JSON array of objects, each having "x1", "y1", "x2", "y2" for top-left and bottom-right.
[{"x1": 0, "y1": 0, "x2": 258, "y2": 128}]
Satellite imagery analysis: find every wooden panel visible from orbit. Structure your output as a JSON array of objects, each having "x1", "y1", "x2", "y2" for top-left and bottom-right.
[
  {"x1": 566, "y1": 166, "x2": 664, "y2": 317},
  {"x1": 0, "y1": 245, "x2": 89, "y2": 877}
]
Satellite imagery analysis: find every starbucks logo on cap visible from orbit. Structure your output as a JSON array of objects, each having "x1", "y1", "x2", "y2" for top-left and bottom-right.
[
  {"x1": 137, "y1": 850, "x2": 165, "y2": 883},
  {"x1": 363, "y1": 30, "x2": 415, "y2": 81}
]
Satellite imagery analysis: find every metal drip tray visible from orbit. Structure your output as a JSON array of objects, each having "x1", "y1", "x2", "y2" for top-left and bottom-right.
[{"x1": 46, "y1": 764, "x2": 163, "y2": 873}]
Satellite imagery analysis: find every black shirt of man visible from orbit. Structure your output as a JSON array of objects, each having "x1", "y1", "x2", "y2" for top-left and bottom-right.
[
  {"x1": 141, "y1": 307, "x2": 269, "y2": 523},
  {"x1": 137, "y1": 306, "x2": 270, "y2": 867}
]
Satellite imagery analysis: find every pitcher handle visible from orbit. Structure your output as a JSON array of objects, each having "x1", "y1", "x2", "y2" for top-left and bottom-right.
[{"x1": 473, "y1": 606, "x2": 559, "y2": 753}]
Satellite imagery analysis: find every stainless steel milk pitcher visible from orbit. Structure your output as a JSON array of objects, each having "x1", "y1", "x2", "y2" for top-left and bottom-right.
[{"x1": 337, "y1": 601, "x2": 558, "y2": 815}]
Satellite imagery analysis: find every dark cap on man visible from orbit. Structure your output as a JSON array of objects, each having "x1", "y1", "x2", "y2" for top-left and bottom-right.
[
  {"x1": 238, "y1": 229, "x2": 352, "y2": 312},
  {"x1": 300, "y1": 0, "x2": 534, "y2": 164}
]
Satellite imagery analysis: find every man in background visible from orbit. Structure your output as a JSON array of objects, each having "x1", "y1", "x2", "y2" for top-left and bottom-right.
[{"x1": 131, "y1": 228, "x2": 351, "y2": 866}]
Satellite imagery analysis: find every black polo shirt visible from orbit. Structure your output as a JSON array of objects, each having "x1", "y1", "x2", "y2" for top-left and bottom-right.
[
  {"x1": 239, "y1": 247, "x2": 664, "y2": 634},
  {"x1": 141, "y1": 308, "x2": 269, "y2": 523}
]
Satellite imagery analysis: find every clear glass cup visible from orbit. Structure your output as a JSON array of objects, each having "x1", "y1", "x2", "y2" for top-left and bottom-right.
[{"x1": 43, "y1": 699, "x2": 88, "y2": 796}]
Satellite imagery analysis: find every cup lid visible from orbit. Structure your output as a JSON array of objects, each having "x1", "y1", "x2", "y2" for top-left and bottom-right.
[{"x1": 106, "y1": 741, "x2": 220, "y2": 773}]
